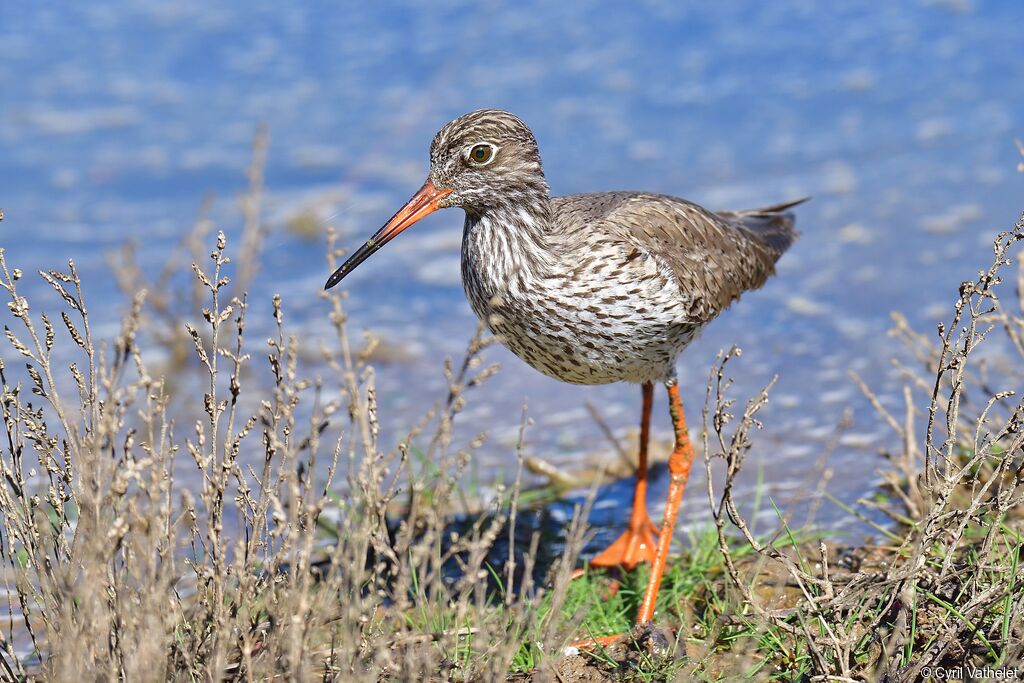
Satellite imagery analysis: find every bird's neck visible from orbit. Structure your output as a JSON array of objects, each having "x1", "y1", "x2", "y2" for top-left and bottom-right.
[
  {"x1": 465, "y1": 185, "x2": 554, "y2": 259},
  {"x1": 461, "y1": 192, "x2": 556, "y2": 300}
]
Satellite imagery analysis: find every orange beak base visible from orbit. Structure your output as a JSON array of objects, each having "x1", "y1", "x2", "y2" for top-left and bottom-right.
[{"x1": 324, "y1": 180, "x2": 452, "y2": 290}]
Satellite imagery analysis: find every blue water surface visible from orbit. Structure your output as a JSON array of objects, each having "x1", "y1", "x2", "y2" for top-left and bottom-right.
[{"x1": 1, "y1": 0, "x2": 1022, "y2": 533}]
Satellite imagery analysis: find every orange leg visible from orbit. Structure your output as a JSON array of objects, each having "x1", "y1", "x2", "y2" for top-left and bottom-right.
[
  {"x1": 590, "y1": 382, "x2": 659, "y2": 570},
  {"x1": 569, "y1": 381, "x2": 695, "y2": 650},
  {"x1": 635, "y1": 380, "x2": 694, "y2": 624}
]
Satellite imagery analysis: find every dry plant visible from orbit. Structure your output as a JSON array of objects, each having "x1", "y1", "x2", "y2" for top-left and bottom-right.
[
  {"x1": 0, "y1": 177, "x2": 591, "y2": 680},
  {"x1": 4, "y1": 130, "x2": 1021, "y2": 682},
  {"x1": 108, "y1": 127, "x2": 269, "y2": 376},
  {"x1": 701, "y1": 213, "x2": 1024, "y2": 681}
]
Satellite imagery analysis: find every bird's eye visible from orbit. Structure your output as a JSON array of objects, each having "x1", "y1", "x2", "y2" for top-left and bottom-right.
[{"x1": 466, "y1": 143, "x2": 496, "y2": 166}]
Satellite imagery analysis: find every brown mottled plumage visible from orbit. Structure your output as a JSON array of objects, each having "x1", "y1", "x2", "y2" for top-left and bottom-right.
[
  {"x1": 328, "y1": 111, "x2": 804, "y2": 383},
  {"x1": 325, "y1": 109, "x2": 808, "y2": 634},
  {"x1": 421, "y1": 109, "x2": 805, "y2": 385}
]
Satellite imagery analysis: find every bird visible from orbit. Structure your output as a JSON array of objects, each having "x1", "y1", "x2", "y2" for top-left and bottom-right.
[{"x1": 325, "y1": 109, "x2": 806, "y2": 635}]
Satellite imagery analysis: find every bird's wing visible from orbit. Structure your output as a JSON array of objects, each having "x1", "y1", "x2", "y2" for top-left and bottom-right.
[
  {"x1": 715, "y1": 196, "x2": 808, "y2": 254},
  {"x1": 552, "y1": 192, "x2": 789, "y2": 322}
]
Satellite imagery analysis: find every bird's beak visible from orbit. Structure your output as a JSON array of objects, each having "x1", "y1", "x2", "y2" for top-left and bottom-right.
[{"x1": 324, "y1": 180, "x2": 453, "y2": 289}]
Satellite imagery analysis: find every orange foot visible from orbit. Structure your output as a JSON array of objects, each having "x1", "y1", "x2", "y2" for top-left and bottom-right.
[
  {"x1": 568, "y1": 622, "x2": 674, "y2": 655},
  {"x1": 567, "y1": 633, "x2": 623, "y2": 651},
  {"x1": 589, "y1": 512, "x2": 659, "y2": 570}
]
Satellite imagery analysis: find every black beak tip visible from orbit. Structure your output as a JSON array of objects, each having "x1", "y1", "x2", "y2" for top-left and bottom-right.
[{"x1": 324, "y1": 269, "x2": 344, "y2": 290}]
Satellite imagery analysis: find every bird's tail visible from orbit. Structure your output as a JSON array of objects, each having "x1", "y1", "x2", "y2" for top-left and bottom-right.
[{"x1": 717, "y1": 196, "x2": 810, "y2": 257}]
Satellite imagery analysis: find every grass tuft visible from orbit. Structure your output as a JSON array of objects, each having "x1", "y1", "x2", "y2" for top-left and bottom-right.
[{"x1": 0, "y1": 141, "x2": 1021, "y2": 682}]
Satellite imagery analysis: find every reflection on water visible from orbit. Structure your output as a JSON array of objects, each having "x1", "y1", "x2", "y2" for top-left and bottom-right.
[{"x1": 1, "y1": 1, "x2": 1022, "y2": 533}]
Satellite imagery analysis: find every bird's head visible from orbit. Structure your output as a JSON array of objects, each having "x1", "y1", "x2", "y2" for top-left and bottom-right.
[{"x1": 325, "y1": 109, "x2": 548, "y2": 289}]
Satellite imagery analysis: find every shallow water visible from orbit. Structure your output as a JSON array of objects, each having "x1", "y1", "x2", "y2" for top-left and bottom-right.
[{"x1": 1, "y1": 1, "x2": 1023, "y2": 537}]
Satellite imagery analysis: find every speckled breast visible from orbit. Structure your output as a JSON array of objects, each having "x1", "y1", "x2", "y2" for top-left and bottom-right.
[{"x1": 460, "y1": 223, "x2": 702, "y2": 385}]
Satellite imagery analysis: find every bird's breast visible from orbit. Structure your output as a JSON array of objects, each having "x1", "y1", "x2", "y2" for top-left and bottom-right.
[{"x1": 460, "y1": 225, "x2": 700, "y2": 385}]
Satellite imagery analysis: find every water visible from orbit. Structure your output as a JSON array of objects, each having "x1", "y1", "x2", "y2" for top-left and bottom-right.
[{"x1": 1, "y1": 0, "x2": 1023, "y2": 536}]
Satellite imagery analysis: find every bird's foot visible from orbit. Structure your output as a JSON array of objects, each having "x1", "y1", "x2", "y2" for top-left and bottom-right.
[
  {"x1": 565, "y1": 632, "x2": 623, "y2": 652},
  {"x1": 565, "y1": 621, "x2": 674, "y2": 657},
  {"x1": 588, "y1": 512, "x2": 659, "y2": 570}
]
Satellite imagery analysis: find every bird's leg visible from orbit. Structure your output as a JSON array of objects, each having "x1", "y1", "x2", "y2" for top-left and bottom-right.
[
  {"x1": 589, "y1": 382, "x2": 659, "y2": 570},
  {"x1": 567, "y1": 382, "x2": 691, "y2": 649},
  {"x1": 635, "y1": 380, "x2": 694, "y2": 624}
]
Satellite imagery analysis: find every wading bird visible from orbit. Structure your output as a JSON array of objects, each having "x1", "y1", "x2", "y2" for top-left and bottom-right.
[{"x1": 325, "y1": 109, "x2": 806, "y2": 637}]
